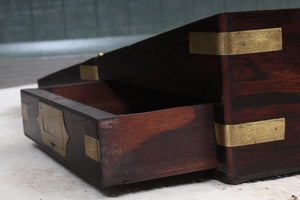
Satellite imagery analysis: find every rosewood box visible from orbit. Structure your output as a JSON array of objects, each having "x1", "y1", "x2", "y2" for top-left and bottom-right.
[{"x1": 21, "y1": 8, "x2": 300, "y2": 187}]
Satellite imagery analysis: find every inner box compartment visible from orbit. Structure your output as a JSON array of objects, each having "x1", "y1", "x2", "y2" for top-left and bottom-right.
[{"x1": 41, "y1": 80, "x2": 210, "y2": 115}]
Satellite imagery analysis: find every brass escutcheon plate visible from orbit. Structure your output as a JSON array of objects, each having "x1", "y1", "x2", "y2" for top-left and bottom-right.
[{"x1": 37, "y1": 102, "x2": 69, "y2": 156}]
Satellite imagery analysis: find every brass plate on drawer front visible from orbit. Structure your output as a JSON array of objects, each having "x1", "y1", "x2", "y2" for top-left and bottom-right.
[
  {"x1": 215, "y1": 118, "x2": 285, "y2": 147},
  {"x1": 37, "y1": 102, "x2": 69, "y2": 156},
  {"x1": 189, "y1": 27, "x2": 282, "y2": 55}
]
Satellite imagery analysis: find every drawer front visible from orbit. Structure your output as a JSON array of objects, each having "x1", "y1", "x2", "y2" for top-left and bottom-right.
[{"x1": 21, "y1": 89, "x2": 107, "y2": 186}]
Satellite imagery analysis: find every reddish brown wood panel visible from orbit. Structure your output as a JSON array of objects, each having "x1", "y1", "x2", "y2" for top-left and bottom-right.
[{"x1": 100, "y1": 104, "x2": 217, "y2": 187}]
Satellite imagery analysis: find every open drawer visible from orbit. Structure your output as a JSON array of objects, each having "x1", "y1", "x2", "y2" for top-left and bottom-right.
[{"x1": 21, "y1": 80, "x2": 217, "y2": 187}]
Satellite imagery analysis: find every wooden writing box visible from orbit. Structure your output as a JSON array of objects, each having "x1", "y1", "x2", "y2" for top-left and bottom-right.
[
  {"x1": 22, "y1": 8, "x2": 300, "y2": 186},
  {"x1": 90, "y1": 8, "x2": 299, "y2": 184}
]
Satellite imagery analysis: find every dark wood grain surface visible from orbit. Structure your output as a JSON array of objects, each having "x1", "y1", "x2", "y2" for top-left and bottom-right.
[
  {"x1": 97, "y1": 14, "x2": 223, "y2": 103},
  {"x1": 216, "y1": 9, "x2": 300, "y2": 183}
]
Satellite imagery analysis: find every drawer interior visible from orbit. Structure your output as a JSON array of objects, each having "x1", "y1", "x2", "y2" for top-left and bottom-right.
[{"x1": 41, "y1": 81, "x2": 208, "y2": 115}]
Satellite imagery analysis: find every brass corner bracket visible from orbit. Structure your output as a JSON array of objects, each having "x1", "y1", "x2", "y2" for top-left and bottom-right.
[
  {"x1": 79, "y1": 65, "x2": 99, "y2": 81},
  {"x1": 84, "y1": 134, "x2": 101, "y2": 162}
]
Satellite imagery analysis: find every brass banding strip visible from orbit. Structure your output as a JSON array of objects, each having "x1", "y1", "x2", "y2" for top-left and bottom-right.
[
  {"x1": 80, "y1": 65, "x2": 99, "y2": 81},
  {"x1": 189, "y1": 28, "x2": 282, "y2": 55},
  {"x1": 215, "y1": 118, "x2": 285, "y2": 147},
  {"x1": 84, "y1": 135, "x2": 100, "y2": 162},
  {"x1": 22, "y1": 103, "x2": 29, "y2": 120}
]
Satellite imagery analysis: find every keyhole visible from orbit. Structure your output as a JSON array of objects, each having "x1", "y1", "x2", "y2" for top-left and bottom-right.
[{"x1": 51, "y1": 142, "x2": 56, "y2": 148}]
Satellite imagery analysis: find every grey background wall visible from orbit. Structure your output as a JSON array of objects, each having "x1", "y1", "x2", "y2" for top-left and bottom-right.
[{"x1": 1, "y1": 0, "x2": 300, "y2": 44}]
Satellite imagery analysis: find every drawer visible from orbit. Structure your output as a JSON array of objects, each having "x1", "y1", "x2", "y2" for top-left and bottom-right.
[{"x1": 21, "y1": 80, "x2": 217, "y2": 187}]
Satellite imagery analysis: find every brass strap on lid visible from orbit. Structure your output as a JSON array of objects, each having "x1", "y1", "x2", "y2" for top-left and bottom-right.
[{"x1": 190, "y1": 27, "x2": 282, "y2": 55}]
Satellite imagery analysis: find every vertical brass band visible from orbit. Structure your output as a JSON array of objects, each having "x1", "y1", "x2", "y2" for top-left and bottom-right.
[
  {"x1": 22, "y1": 103, "x2": 29, "y2": 120},
  {"x1": 80, "y1": 65, "x2": 99, "y2": 81},
  {"x1": 215, "y1": 118, "x2": 285, "y2": 147},
  {"x1": 189, "y1": 27, "x2": 282, "y2": 55},
  {"x1": 84, "y1": 135, "x2": 100, "y2": 162}
]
